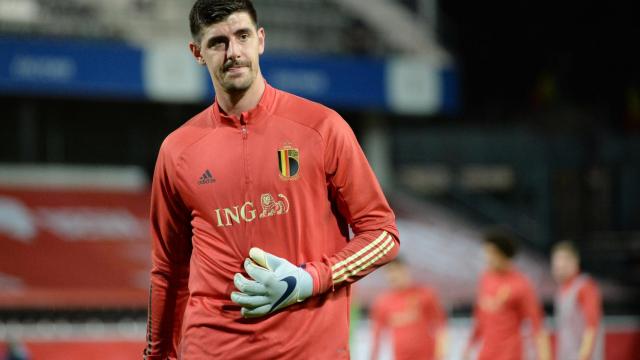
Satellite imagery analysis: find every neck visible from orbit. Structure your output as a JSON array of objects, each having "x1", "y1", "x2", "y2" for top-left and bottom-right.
[
  {"x1": 215, "y1": 74, "x2": 266, "y2": 116},
  {"x1": 392, "y1": 284, "x2": 411, "y2": 292},
  {"x1": 493, "y1": 261, "x2": 512, "y2": 273},
  {"x1": 562, "y1": 272, "x2": 580, "y2": 284}
]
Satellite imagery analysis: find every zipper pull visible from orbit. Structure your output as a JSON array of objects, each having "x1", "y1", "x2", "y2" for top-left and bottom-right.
[
  {"x1": 240, "y1": 113, "x2": 249, "y2": 139},
  {"x1": 240, "y1": 115, "x2": 248, "y2": 139}
]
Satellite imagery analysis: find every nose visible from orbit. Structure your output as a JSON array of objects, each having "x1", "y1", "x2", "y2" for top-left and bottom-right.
[{"x1": 226, "y1": 38, "x2": 241, "y2": 60}]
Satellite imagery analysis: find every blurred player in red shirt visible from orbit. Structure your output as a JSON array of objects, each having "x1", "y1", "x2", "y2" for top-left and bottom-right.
[
  {"x1": 370, "y1": 258, "x2": 447, "y2": 360},
  {"x1": 464, "y1": 231, "x2": 550, "y2": 360},
  {"x1": 143, "y1": 1, "x2": 399, "y2": 359},
  {"x1": 551, "y1": 241, "x2": 604, "y2": 360}
]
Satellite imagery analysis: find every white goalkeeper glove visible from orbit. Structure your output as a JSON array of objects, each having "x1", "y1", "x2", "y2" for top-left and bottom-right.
[{"x1": 231, "y1": 247, "x2": 313, "y2": 318}]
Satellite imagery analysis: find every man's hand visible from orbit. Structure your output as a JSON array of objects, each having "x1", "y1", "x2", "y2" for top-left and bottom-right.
[
  {"x1": 536, "y1": 330, "x2": 551, "y2": 360},
  {"x1": 231, "y1": 247, "x2": 313, "y2": 318}
]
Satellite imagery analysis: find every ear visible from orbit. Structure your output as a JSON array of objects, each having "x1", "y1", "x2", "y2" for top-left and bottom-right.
[
  {"x1": 189, "y1": 41, "x2": 206, "y2": 65},
  {"x1": 257, "y1": 27, "x2": 266, "y2": 55}
]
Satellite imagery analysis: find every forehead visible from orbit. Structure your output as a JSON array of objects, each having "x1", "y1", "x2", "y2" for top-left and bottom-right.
[
  {"x1": 553, "y1": 249, "x2": 576, "y2": 260},
  {"x1": 484, "y1": 243, "x2": 497, "y2": 252},
  {"x1": 385, "y1": 262, "x2": 405, "y2": 271},
  {"x1": 200, "y1": 12, "x2": 256, "y2": 39}
]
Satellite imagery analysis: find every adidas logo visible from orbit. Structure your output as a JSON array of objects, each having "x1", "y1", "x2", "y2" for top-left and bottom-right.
[{"x1": 198, "y1": 169, "x2": 216, "y2": 185}]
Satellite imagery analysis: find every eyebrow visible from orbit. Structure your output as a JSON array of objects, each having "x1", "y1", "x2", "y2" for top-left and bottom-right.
[
  {"x1": 205, "y1": 28, "x2": 253, "y2": 48},
  {"x1": 234, "y1": 27, "x2": 252, "y2": 35},
  {"x1": 206, "y1": 35, "x2": 228, "y2": 48}
]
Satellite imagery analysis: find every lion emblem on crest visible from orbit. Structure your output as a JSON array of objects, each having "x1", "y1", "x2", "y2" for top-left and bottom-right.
[{"x1": 259, "y1": 193, "x2": 290, "y2": 218}]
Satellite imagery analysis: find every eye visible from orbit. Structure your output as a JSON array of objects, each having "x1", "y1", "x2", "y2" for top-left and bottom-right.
[
  {"x1": 207, "y1": 37, "x2": 229, "y2": 50},
  {"x1": 240, "y1": 33, "x2": 249, "y2": 41}
]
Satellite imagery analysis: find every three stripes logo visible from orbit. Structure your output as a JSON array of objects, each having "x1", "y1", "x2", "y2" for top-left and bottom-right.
[
  {"x1": 198, "y1": 169, "x2": 216, "y2": 185},
  {"x1": 331, "y1": 231, "x2": 395, "y2": 284},
  {"x1": 277, "y1": 144, "x2": 299, "y2": 180}
]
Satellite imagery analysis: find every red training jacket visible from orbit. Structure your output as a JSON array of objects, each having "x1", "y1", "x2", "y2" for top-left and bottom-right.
[
  {"x1": 469, "y1": 267, "x2": 546, "y2": 360},
  {"x1": 370, "y1": 285, "x2": 446, "y2": 360},
  {"x1": 144, "y1": 83, "x2": 399, "y2": 360}
]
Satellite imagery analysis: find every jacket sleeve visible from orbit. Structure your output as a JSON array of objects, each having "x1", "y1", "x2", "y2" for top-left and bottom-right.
[
  {"x1": 520, "y1": 278, "x2": 545, "y2": 334},
  {"x1": 576, "y1": 279, "x2": 602, "y2": 328},
  {"x1": 425, "y1": 289, "x2": 447, "y2": 330},
  {"x1": 144, "y1": 141, "x2": 192, "y2": 360},
  {"x1": 467, "y1": 281, "x2": 484, "y2": 349},
  {"x1": 306, "y1": 113, "x2": 399, "y2": 294},
  {"x1": 468, "y1": 302, "x2": 483, "y2": 345}
]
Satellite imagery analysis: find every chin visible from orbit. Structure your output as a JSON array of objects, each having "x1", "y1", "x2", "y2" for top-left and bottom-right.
[
  {"x1": 221, "y1": 73, "x2": 254, "y2": 90},
  {"x1": 224, "y1": 80, "x2": 253, "y2": 93}
]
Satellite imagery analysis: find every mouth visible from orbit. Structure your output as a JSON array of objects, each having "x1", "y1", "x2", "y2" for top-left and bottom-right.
[
  {"x1": 226, "y1": 66, "x2": 247, "y2": 73},
  {"x1": 223, "y1": 61, "x2": 250, "y2": 74}
]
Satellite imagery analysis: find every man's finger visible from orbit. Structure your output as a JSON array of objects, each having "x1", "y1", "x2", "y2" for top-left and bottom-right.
[
  {"x1": 233, "y1": 273, "x2": 267, "y2": 295},
  {"x1": 249, "y1": 247, "x2": 284, "y2": 269},
  {"x1": 244, "y1": 258, "x2": 273, "y2": 284},
  {"x1": 248, "y1": 247, "x2": 270, "y2": 269},
  {"x1": 230, "y1": 292, "x2": 271, "y2": 308},
  {"x1": 241, "y1": 304, "x2": 272, "y2": 318}
]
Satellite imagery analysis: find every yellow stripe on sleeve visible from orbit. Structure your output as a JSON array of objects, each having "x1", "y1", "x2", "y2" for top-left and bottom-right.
[
  {"x1": 333, "y1": 239, "x2": 396, "y2": 284},
  {"x1": 331, "y1": 231, "x2": 388, "y2": 272},
  {"x1": 332, "y1": 235, "x2": 393, "y2": 280}
]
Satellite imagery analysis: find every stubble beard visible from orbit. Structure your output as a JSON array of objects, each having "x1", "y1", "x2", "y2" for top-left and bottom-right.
[{"x1": 222, "y1": 74, "x2": 253, "y2": 93}]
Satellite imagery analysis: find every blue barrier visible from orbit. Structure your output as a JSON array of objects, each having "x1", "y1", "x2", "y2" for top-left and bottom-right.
[
  {"x1": 0, "y1": 37, "x2": 145, "y2": 99},
  {"x1": 0, "y1": 36, "x2": 456, "y2": 114}
]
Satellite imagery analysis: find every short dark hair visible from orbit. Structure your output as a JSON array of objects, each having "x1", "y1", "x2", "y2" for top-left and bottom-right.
[
  {"x1": 189, "y1": 0, "x2": 258, "y2": 42},
  {"x1": 552, "y1": 240, "x2": 580, "y2": 259},
  {"x1": 484, "y1": 229, "x2": 518, "y2": 259}
]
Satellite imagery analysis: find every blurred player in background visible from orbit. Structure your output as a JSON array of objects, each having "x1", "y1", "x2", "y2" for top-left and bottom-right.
[
  {"x1": 2, "y1": 338, "x2": 30, "y2": 360},
  {"x1": 370, "y1": 258, "x2": 447, "y2": 360},
  {"x1": 464, "y1": 230, "x2": 550, "y2": 360},
  {"x1": 551, "y1": 241, "x2": 604, "y2": 360},
  {"x1": 144, "y1": 0, "x2": 399, "y2": 359}
]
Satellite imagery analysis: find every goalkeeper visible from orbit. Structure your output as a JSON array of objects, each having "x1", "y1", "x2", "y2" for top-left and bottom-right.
[{"x1": 144, "y1": 0, "x2": 399, "y2": 359}]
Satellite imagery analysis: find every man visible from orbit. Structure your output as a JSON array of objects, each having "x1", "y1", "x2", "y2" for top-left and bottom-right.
[
  {"x1": 551, "y1": 241, "x2": 604, "y2": 360},
  {"x1": 143, "y1": 1, "x2": 399, "y2": 359},
  {"x1": 3, "y1": 338, "x2": 30, "y2": 360},
  {"x1": 370, "y1": 258, "x2": 447, "y2": 360},
  {"x1": 464, "y1": 231, "x2": 550, "y2": 360}
]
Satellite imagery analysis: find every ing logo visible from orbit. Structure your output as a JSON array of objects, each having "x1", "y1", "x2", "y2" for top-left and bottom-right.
[{"x1": 214, "y1": 193, "x2": 290, "y2": 227}]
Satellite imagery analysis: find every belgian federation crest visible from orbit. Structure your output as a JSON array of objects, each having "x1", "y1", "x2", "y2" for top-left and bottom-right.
[{"x1": 277, "y1": 145, "x2": 299, "y2": 180}]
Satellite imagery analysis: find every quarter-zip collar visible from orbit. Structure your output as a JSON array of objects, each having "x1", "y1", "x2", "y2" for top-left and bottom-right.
[{"x1": 211, "y1": 80, "x2": 276, "y2": 128}]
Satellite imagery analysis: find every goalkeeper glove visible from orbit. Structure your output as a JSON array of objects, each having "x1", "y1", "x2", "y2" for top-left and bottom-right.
[{"x1": 231, "y1": 247, "x2": 313, "y2": 318}]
